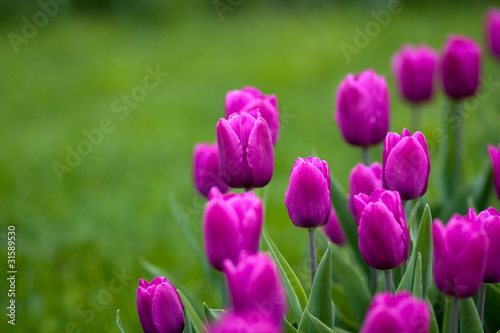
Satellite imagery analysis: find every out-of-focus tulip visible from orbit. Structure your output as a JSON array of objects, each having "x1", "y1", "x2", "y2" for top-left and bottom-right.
[
  {"x1": 217, "y1": 110, "x2": 274, "y2": 189},
  {"x1": 360, "y1": 292, "x2": 431, "y2": 333},
  {"x1": 203, "y1": 188, "x2": 263, "y2": 271},
  {"x1": 348, "y1": 162, "x2": 383, "y2": 219},
  {"x1": 136, "y1": 277, "x2": 184, "y2": 333},
  {"x1": 382, "y1": 128, "x2": 430, "y2": 201},
  {"x1": 208, "y1": 312, "x2": 281, "y2": 333},
  {"x1": 432, "y1": 208, "x2": 489, "y2": 297},
  {"x1": 488, "y1": 144, "x2": 500, "y2": 200},
  {"x1": 225, "y1": 87, "x2": 279, "y2": 144},
  {"x1": 353, "y1": 189, "x2": 410, "y2": 270},
  {"x1": 485, "y1": 8, "x2": 500, "y2": 59},
  {"x1": 335, "y1": 69, "x2": 390, "y2": 147},
  {"x1": 284, "y1": 157, "x2": 331, "y2": 228},
  {"x1": 392, "y1": 44, "x2": 438, "y2": 103},
  {"x1": 223, "y1": 252, "x2": 287, "y2": 326},
  {"x1": 321, "y1": 206, "x2": 346, "y2": 246},
  {"x1": 477, "y1": 207, "x2": 500, "y2": 283},
  {"x1": 441, "y1": 35, "x2": 481, "y2": 99},
  {"x1": 192, "y1": 142, "x2": 229, "y2": 197}
]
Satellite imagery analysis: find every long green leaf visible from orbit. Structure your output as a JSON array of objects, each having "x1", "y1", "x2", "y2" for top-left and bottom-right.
[
  {"x1": 284, "y1": 319, "x2": 298, "y2": 333},
  {"x1": 116, "y1": 309, "x2": 126, "y2": 333},
  {"x1": 397, "y1": 248, "x2": 416, "y2": 293},
  {"x1": 484, "y1": 284, "x2": 500, "y2": 332},
  {"x1": 203, "y1": 303, "x2": 224, "y2": 323},
  {"x1": 331, "y1": 284, "x2": 359, "y2": 331},
  {"x1": 414, "y1": 204, "x2": 433, "y2": 297},
  {"x1": 459, "y1": 297, "x2": 483, "y2": 333},
  {"x1": 177, "y1": 289, "x2": 205, "y2": 333},
  {"x1": 426, "y1": 298, "x2": 440, "y2": 333},
  {"x1": 298, "y1": 310, "x2": 336, "y2": 333},
  {"x1": 412, "y1": 253, "x2": 423, "y2": 299},
  {"x1": 183, "y1": 309, "x2": 194, "y2": 333}
]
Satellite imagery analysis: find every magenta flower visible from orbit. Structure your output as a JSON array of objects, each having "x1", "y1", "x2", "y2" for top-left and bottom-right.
[
  {"x1": 217, "y1": 110, "x2": 274, "y2": 189},
  {"x1": 203, "y1": 188, "x2": 263, "y2": 271},
  {"x1": 392, "y1": 44, "x2": 438, "y2": 103},
  {"x1": 136, "y1": 277, "x2": 184, "y2": 333},
  {"x1": 485, "y1": 8, "x2": 500, "y2": 59},
  {"x1": 382, "y1": 129, "x2": 430, "y2": 201},
  {"x1": 208, "y1": 312, "x2": 281, "y2": 333},
  {"x1": 321, "y1": 206, "x2": 347, "y2": 246},
  {"x1": 477, "y1": 207, "x2": 500, "y2": 283},
  {"x1": 488, "y1": 144, "x2": 500, "y2": 200},
  {"x1": 348, "y1": 162, "x2": 383, "y2": 219},
  {"x1": 335, "y1": 69, "x2": 390, "y2": 147},
  {"x1": 192, "y1": 142, "x2": 229, "y2": 197}
]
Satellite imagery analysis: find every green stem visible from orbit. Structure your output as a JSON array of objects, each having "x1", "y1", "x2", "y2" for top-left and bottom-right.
[
  {"x1": 308, "y1": 229, "x2": 317, "y2": 287},
  {"x1": 362, "y1": 147, "x2": 370, "y2": 166},
  {"x1": 370, "y1": 268, "x2": 378, "y2": 294},
  {"x1": 450, "y1": 297, "x2": 459, "y2": 333},
  {"x1": 477, "y1": 284, "x2": 486, "y2": 323},
  {"x1": 384, "y1": 270, "x2": 393, "y2": 293},
  {"x1": 444, "y1": 100, "x2": 463, "y2": 197},
  {"x1": 411, "y1": 104, "x2": 421, "y2": 133}
]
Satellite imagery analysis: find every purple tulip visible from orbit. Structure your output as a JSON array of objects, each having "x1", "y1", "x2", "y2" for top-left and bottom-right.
[
  {"x1": 485, "y1": 8, "x2": 500, "y2": 59},
  {"x1": 432, "y1": 208, "x2": 489, "y2": 297},
  {"x1": 391, "y1": 44, "x2": 438, "y2": 103},
  {"x1": 284, "y1": 157, "x2": 331, "y2": 228},
  {"x1": 488, "y1": 144, "x2": 500, "y2": 200},
  {"x1": 225, "y1": 87, "x2": 279, "y2": 144},
  {"x1": 136, "y1": 277, "x2": 184, "y2": 333},
  {"x1": 321, "y1": 206, "x2": 347, "y2": 246},
  {"x1": 223, "y1": 252, "x2": 287, "y2": 326},
  {"x1": 382, "y1": 129, "x2": 430, "y2": 201},
  {"x1": 360, "y1": 292, "x2": 431, "y2": 333},
  {"x1": 208, "y1": 312, "x2": 281, "y2": 333},
  {"x1": 203, "y1": 188, "x2": 263, "y2": 271},
  {"x1": 217, "y1": 110, "x2": 274, "y2": 189},
  {"x1": 192, "y1": 142, "x2": 229, "y2": 197},
  {"x1": 353, "y1": 189, "x2": 410, "y2": 270},
  {"x1": 441, "y1": 35, "x2": 481, "y2": 99},
  {"x1": 348, "y1": 162, "x2": 383, "y2": 219},
  {"x1": 335, "y1": 69, "x2": 390, "y2": 147},
  {"x1": 477, "y1": 207, "x2": 500, "y2": 283}
]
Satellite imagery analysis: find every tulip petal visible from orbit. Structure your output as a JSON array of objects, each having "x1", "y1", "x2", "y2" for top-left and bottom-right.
[
  {"x1": 225, "y1": 90, "x2": 254, "y2": 117},
  {"x1": 246, "y1": 117, "x2": 274, "y2": 188},
  {"x1": 137, "y1": 287, "x2": 158, "y2": 333},
  {"x1": 217, "y1": 118, "x2": 243, "y2": 188},
  {"x1": 151, "y1": 283, "x2": 184, "y2": 333}
]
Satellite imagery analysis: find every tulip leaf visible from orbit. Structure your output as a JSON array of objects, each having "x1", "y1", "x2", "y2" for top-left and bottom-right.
[
  {"x1": 441, "y1": 296, "x2": 452, "y2": 333},
  {"x1": 426, "y1": 298, "x2": 440, "y2": 333},
  {"x1": 412, "y1": 253, "x2": 423, "y2": 299},
  {"x1": 331, "y1": 284, "x2": 359, "y2": 331},
  {"x1": 334, "y1": 327, "x2": 355, "y2": 333},
  {"x1": 284, "y1": 318, "x2": 298, "y2": 333},
  {"x1": 115, "y1": 309, "x2": 126, "y2": 333},
  {"x1": 459, "y1": 297, "x2": 483, "y2": 333},
  {"x1": 298, "y1": 309, "x2": 337, "y2": 333},
  {"x1": 484, "y1": 284, "x2": 500, "y2": 332},
  {"x1": 397, "y1": 240, "x2": 416, "y2": 292},
  {"x1": 183, "y1": 309, "x2": 194, "y2": 333},
  {"x1": 330, "y1": 244, "x2": 370, "y2": 325},
  {"x1": 262, "y1": 228, "x2": 308, "y2": 324},
  {"x1": 414, "y1": 204, "x2": 433, "y2": 297},
  {"x1": 177, "y1": 289, "x2": 205, "y2": 333},
  {"x1": 203, "y1": 303, "x2": 224, "y2": 322}
]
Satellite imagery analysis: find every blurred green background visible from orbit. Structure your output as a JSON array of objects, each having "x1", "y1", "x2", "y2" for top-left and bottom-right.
[{"x1": 1, "y1": 0, "x2": 500, "y2": 332}]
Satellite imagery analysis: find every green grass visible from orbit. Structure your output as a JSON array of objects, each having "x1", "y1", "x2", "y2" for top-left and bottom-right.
[{"x1": 1, "y1": 2, "x2": 500, "y2": 332}]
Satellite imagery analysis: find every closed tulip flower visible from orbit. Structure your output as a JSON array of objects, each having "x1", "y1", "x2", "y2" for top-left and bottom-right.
[
  {"x1": 432, "y1": 209, "x2": 489, "y2": 297},
  {"x1": 203, "y1": 188, "x2": 263, "y2": 271},
  {"x1": 477, "y1": 207, "x2": 500, "y2": 283},
  {"x1": 217, "y1": 110, "x2": 274, "y2": 189},
  {"x1": 335, "y1": 69, "x2": 390, "y2": 147},
  {"x1": 223, "y1": 252, "x2": 287, "y2": 326},
  {"x1": 321, "y1": 206, "x2": 346, "y2": 246},
  {"x1": 225, "y1": 87, "x2": 279, "y2": 144},
  {"x1": 360, "y1": 292, "x2": 431, "y2": 333},
  {"x1": 392, "y1": 44, "x2": 438, "y2": 103},
  {"x1": 488, "y1": 144, "x2": 500, "y2": 200},
  {"x1": 348, "y1": 162, "x2": 382, "y2": 219},
  {"x1": 485, "y1": 8, "x2": 500, "y2": 59},
  {"x1": 192, "y1": 142, "x2": 229, "y2": 197},
  {"x1": 441, "y1": 35, "x2": 481, "y2": 99},
  {"x1": 285, "y1": 157, "x2": 331, "y2": 228},
  {"x1": 383, "y1": 129, "x2": 430, "y2": 201},
  {"x1": 353, "y1": 189, "x2": 410, "y2": 270},
  {"x1": 136, "y1": 277, "x2": 184, "y2": 333}
]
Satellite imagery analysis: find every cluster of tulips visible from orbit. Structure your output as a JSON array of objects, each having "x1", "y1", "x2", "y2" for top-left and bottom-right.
[{"x1": 132, "y1": 7, "x2": 500, "y2": 333}]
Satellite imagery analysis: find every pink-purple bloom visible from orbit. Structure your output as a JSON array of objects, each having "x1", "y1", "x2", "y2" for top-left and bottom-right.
[
  {"x1": 485, "y1": 8, "x2": 500, "y2": 59},
  {"x1": 321, "y1": 206, "x2": 347, "y2": 246},
  {"x1": 354, "y1": 189, "x2": 410, "y2": 270},
  {"x1": 192, "y1": 142, "x2": 229, "y2": 197},
  {"x1": 225, "y1": 87, "x2": 279, "y2": 144},
  {"x1": 477, "y1": 207, "x2": 500, "y2": 283},
  {"x1": 217, "y1": 110, "x2": 274, "y2": 189},
  {"x1": 360, "y1": 292, "x2": 431, "y2": 333},
  {"x1": 284, "y1": 157, "x2": 331, "y2": 228},
  {"x1": 208, "y1": 312, "x2": 281, "y2": 333},
  {"x1": 432, "y1": 208, "x2": 489, "y2": 297},
  {"x1": 392, "y1": 44, "x2": 438, "y2": 103},
  {"x1": 203, "y1": 188, "x2": 263, "y2": 271},
  {"x1": 382, "y1": 129, "x2": 430, "y2": 201},
  {"x1": 441, "y1": 35, "x2": 481, "y2": 99},
  {"x1": 348, "y1": 162, "x2": 383, "y2": 219},
  {"x1": 335, "y1": 69, "x2": 390, "y2": 147},
  {"x1": 136, "y1": 277, "x2": 184, "y2": 333},
  {"x1": 488, "y1": 144, "x2": 500, "y2": 200}
]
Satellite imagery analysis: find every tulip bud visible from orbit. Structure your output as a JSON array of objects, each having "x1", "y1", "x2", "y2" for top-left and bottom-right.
[
  {"x1": 354, "y1": 189, "x2": 410, "y2": 270},
  {"x1": 335, "y1": 69, "x2": 390, "y2": 147},
  {"x1": 284, "y1": 157, "x2": 331, "y2": 228},
  {"x1": 477, "y1": 207, "x2": 500, "y2": 283},
  {"x1": 321, "y1": 206, "x2": 346, "y2": 246},
  {"x1": 360, "y1": 292, "x2": 431, "y2": 333},
  {"x1": 225, "y1": 87, "x2": 280, "y2": 144},
  {"x1": 217, "y1": 110, "x2": 274, "y2": 189},
  {"x1": 441, "y1": 35, "x2": 481, "y2": 99},
  {"x1": 203, "y1": 188, "x2": 263, "y2": 271},
  {"x1": 192, "y1": 142, "x2": 229, "y2": 197},
  {"x1": 391, "y1": 44, "x2": 438, "y2": 103},
  {"x1": 208, "y1": 312, "x2": 281, "y2": 333},
  {"x1": 432, "y1": 208, "x2": 489, "y2": 297},
  {"x1": 223, "y1": 252, "x2": 287, "y2": 326},
  {"x1": 136, "y1": 277, "x2": 184, "y2": 333},
  {"x1": 382, "y1": 129, "x2": 430, "y2": 201},
  {"x1": 488, "y1": 144, "x2": 500, "y2": 200},
  {"x1": 348, "y1": 162, "x2": 383, "y2": 219},
  {"x1": 485, "y1": 8, "x2": 500, "y2": 60}
]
